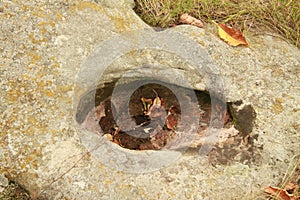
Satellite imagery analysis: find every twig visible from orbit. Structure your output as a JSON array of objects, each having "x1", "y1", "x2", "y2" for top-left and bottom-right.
[{"x1": 35, "y1": 140, "x2": 106, "y2": 199}]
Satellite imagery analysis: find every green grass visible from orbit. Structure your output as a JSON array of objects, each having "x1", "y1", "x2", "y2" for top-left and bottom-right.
[{"x1": 134, "y1": 0, "x2": 300, "y2": 48}]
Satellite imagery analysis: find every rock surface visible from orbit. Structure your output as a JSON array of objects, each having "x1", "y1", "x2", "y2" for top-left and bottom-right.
[{"x1": 0, "y1": 0, "x2": 299, "y2": 199}]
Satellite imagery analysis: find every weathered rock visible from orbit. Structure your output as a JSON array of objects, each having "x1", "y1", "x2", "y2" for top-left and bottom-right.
[{"x1": 0, "y1": 0, "x2": 299, "y2": 199}]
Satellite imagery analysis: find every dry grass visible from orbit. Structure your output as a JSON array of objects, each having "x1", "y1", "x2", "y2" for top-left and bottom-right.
[
  {"x1": 0, "y1": 181, "x2": 31, "y2": 200},
  {"x1": 134, "y1": 0, "x2": 300, "y2": 47}
]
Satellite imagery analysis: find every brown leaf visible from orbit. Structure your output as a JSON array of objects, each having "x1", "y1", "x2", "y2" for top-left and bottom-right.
[
  {"x1": 179, "y1": 13, "x2": 204, "y2": 28},
  {"x1": 139, "y1": 141, "x2": 155, "y2": 150},
  {"x1": 264, "y1": 186, "x2": 299, "y2": 200},
  {"x1": 218, "y1": 23, "x2": 248, "y2": 46},
  {"x1": 113, "y1": 138, "x2": 120, "y2": 145},
  {"x1": 150, "y1": 130, "x2": 174, "y2": 150},
  {"x1": 166, "y1": 114, "x2": 177, "y2": 130},
  {"x1": 285, "y1": 182, "x2": 300, "y2": 195},
  {"x1": 146, "y1": 96, "x2": 166, "y2": 119},
  {"x1": 166, "y1": 106, "x2": 178, "y2": 130}
]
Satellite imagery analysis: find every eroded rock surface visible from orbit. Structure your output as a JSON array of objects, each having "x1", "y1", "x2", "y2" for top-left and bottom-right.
[{"x1": 0, "y1": 0, "x2": 299, "y2": 199}]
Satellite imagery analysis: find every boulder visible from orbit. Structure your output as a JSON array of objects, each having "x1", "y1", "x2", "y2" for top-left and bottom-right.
[{"x1": 0, "y1": 0, "x2": 299, "y2": 199}]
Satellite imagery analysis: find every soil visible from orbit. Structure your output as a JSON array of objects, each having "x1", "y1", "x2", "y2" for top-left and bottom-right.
[
  {"x1": 99, "y1": 83, "x2": 185, "y2": 150},
  {"x1": 77, "y1": 80, "x2": 262, "y2": 165}
]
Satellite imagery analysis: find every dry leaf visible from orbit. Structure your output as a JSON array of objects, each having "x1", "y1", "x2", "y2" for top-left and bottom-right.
[
  {"x1": 285, "y1": 182, "x2": 300, "y2": 195},
  {"x1": 218, "y1": 23, "x2": 248, "y2": 46},
  {"x1": 145, "y1": 96, "x2": 166, "y2": 119},
  {"x1": 113, "y1": 138, "x2": 120, "y2": 145},
  {"x1": 141, "y1": 97, "x2": 152, "y2": 113},
  {"x1": 152, "y1": 96, "x2": 162, "y2": 108},
  {"x1": 166, "y1": 114, "x2": 177, "y2": 130},
  {"x1": 147, "y1": 98, "x2": 166, "y2": 118},
  {"x1": 264, "y1": 186, "x2": 300, "y2": 200},
  {"x1": 166, "y1": 106, "x2": 178, "y2": 130},
  {"x1": 179, "y1": 13, "x2": 204, "y2": 28}
]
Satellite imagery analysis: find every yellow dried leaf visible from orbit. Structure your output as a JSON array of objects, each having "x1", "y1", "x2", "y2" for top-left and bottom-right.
[{"x1": 218, "y1": 23, "x2": 248, "y2": 46}]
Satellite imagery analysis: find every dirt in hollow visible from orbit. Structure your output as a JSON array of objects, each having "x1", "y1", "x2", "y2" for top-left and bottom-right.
[{"x1": 77, "y1": 80, "x2": 262, "y2": 165}]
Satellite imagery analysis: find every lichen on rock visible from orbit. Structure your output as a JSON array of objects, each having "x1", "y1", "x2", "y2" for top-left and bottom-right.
[{"x1": 0, "y1": 0, "x2": 299, "y2": 199}]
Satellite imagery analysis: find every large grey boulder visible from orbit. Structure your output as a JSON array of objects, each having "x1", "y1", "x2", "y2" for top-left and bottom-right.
[{"x1": 0, "y1": 0, "x2": 299, "y2": 199}]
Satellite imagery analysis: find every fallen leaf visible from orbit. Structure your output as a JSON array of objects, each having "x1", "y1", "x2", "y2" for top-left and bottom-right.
[
  {"x1": 145, "y1": 93, "x2": 166, "y2": 119},
  {"x1": 218, "y1": 23, "x2": 248, "y2": 46},
  {"x1": 264, "y1": 186, "x2": 300, "y2": 200},
  {"x1": 285, "y1": 182, "x2": 300, "y2": 195},
  {"x1": 166, "y1": 106, "x2": 178, "y2": 130},
  {"x1": 141, "y1": 97, "x2": 152, "y2": 113},
  {"x1": 152, "y1": 96, "x2": 162, "y2": 108},
  {"x1": 151, "y1": 130, "x2": 175, "y2": 150},
  {"x1": 113, "y1": 138, "x2": 120, "y2": 145},
  {"x1": 166, "y1": 114, "x2": 177, "y2": 130},
  {"x1": 147, "y1": 98, "x2": 166, "y2": 119},
  {"x1": 139, "y1": 141, "x2": 155, "y2": 150},
  {"x1": 179, "y1": 13, "x2": 204, "y2": 28}
]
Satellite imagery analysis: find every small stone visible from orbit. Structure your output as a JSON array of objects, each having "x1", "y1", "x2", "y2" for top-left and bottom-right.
[{"x1": 103, "y1": 133, "x2": 113, "y2": 141}]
